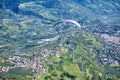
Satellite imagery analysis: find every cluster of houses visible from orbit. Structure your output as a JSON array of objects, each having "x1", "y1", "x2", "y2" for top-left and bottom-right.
[{"x1": 0, "y1": 48, "x2": 59, "y2": 79}]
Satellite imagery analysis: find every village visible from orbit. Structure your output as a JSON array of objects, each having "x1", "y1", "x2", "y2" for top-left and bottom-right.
[{"x1": 0, "y1": 48, "x2": 59, "y2": 79}]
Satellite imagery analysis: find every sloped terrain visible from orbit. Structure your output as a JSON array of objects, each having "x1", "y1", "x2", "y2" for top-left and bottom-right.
[{"x1": 0, "y1": 0, "x2": 120, "y2": 80}]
